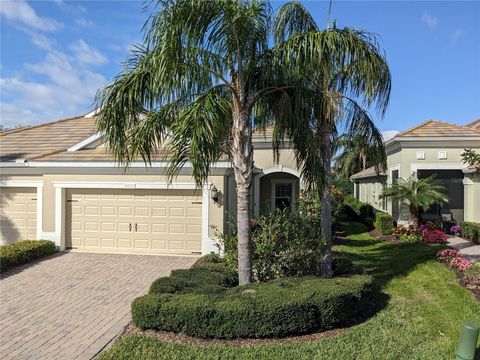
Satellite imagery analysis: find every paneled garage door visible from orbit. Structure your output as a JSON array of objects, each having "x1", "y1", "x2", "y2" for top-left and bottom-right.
[
  {"x1": 0, "y1": 187, "x2": 37, "y2": 245},
  {"x1": 66, "y1": 189, "x2": 202, "y2": 254}
]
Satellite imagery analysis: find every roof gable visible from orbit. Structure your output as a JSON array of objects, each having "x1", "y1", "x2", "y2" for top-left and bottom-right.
[{"x1": 465, "y1": 119, "x2": 480, "y2": 130}]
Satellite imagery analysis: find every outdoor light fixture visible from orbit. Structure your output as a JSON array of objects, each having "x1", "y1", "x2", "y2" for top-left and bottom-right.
[{"x1": 211, "y1": 185, "x2": 219, "y2": 203}]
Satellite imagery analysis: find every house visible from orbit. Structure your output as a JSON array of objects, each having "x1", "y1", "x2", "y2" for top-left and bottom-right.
[
  {"x1": 0, "y1": 113, "x2": 302, "y2": 254},
  {"x1": 351, "y1": 119, "x2": 480, "y2": 225}
]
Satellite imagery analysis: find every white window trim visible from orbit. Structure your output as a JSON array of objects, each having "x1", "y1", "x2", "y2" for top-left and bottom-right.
[
  {"x1": 416, "y1": 151, "x2": 425, "y2": 160},
  {"x1": 0, "y1": 180, "x2": 43, "y2": 240},
  {"x1": 270, "y1": 179, "x2": 296, "y2": 212},
  {"x1": 438, "y1": 151, "x2": 448, "y2": 160},
  {"x1": 51, "y1": 181, "x2": 215, "y2": 254}
]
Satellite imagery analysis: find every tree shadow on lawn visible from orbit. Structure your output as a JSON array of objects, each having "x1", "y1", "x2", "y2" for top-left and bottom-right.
[{"x1": 334, "y1": 222, "x2": 443, "y2": 291}]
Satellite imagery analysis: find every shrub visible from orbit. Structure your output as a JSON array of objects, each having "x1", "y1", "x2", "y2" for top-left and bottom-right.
[
  {"x1": 149, "y1": 263, "x2": 237, "y2": 296},
  {"x1": 422, "y1": 229, "x2": 448, "y2": 244},
  {"x1": 0, "y1": 240, "x2": 57, "y2": 272},
  {"x1": 374, "y1": 212, "x2": 394, "y2": 235},
  {"x1": 399, "y1": 234, "x2": 421, "y2": 243},
  {"x1": 199, "y1": 253, "x2": 223, "y2": 264},
  {"x1": 133, "y1": 274, "x2": 376, "y2": 339},
  {"x1": 461, "y1": 221, "x2": 480, "y2": 244},
  {"x1": 217, "y1": 209, "x2": 323, "y2": 282},
  {"x1": 341, "y1": 196, "x2": 375, "y2": 229}
]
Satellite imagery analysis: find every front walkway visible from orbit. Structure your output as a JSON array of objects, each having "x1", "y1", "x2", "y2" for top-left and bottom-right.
[
  {"x1": 0, "y1": 252, "x2": 197, "y2": 360},
  {"x1": 447, "y1": 236, "x2": 480, "y2": 262}
]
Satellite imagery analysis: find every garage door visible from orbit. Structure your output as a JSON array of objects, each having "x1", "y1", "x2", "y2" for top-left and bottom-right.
[
  {"x1": 0, "y1": 187, "x2": 37, "y2": 245},
  {"x1": 66, "y1": 189, "x2": 202, "y2": 254}
]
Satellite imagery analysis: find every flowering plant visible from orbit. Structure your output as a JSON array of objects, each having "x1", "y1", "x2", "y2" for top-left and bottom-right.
[
  {"x1": 422, "y1": 229, "x2": 448, "y2": 244},
  {"x1": 436, "y1": 248, "x2": 459, "y2": 263},
  {"x1": 450, "y1": 224, "x2": 461, "y2": 236},
  {"x1": 449, "y1": 256, "x2": 472, "y2": 272}
]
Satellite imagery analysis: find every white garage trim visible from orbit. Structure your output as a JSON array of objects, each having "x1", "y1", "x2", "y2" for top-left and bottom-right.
[
  {"x1": 0, "y1": 180, "x2": 43, "y2": 240},
  {"x1": 52, "y1": 181, "x2": 213, "y2": 254},
  {"x1": 410, "y1": 163, "x2": 465, "y2": 173},
  {"x1": 28, "y1": 161, "x2": 232, "y2": 168}
]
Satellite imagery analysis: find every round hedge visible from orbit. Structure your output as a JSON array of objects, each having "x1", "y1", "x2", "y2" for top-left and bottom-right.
[{"x1": 132, "y1": 264, "x2": 376, "y2": 339}]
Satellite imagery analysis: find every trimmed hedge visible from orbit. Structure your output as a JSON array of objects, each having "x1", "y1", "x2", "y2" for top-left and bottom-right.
[
  {"x1": 133, "y1": 264, "x2": 375, "y2": 339},
  {"x1": 374, "y1": 211, "x2": 394, "y2": 235},
  {"x1": 0, "y1": 240, "x2": 57, "y2": 272},
  {"x1": 461, "y1": 221, "x2": 480, "y2": 244}
]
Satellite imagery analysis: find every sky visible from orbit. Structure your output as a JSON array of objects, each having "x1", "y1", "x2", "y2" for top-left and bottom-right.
[{"x1": 1, "y1": 0, "x2": 479, "y2": 139}]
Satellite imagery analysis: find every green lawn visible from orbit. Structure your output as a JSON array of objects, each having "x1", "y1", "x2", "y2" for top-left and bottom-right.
[{"x1": 99, "y1": 221, "x2": 480, "y2": 360}]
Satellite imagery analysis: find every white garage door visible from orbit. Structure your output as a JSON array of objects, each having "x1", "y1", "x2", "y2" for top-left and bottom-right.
[
  {"x1": 66, "y1": 189, "x2": 202, "y2": 254},
  {"x1": 0, "y1": 187, "x2": 37, "y2": 245}
]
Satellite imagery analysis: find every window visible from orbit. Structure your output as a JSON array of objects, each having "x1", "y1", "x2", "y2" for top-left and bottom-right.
[{"x1": 272, "y1": 182, "x2": 295, "y2": 211}]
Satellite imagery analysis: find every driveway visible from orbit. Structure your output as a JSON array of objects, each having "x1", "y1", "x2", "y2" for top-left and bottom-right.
[{"x1": 0, "y1": 252, "x2": 197, "y2": 360}]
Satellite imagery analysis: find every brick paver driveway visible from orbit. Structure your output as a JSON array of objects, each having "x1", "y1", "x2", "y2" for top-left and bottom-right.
[{"x1": 0, "y1": 252, "x2": 197, "y2": 360}]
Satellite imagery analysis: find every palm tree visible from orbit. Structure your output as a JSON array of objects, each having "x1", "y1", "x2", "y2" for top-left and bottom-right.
[
  {"x1": 95, "y1": 0, "x2": 327, "y2": 285},
  {"x1": 380, "y1": 175, "x2": 448, "y2": 229},
  {"x1": 263, "y1": 2, "x2": 391, "y2": 277},
  {"x1": 334, "y1": 134, "x2": 386, "y2": 179}
]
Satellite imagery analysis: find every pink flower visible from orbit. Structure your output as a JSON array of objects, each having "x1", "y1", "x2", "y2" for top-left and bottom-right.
[
  {"x1": 449, "y1": 256, "x2": 472, "y2": 272},
  {"x1": 436, "y1": 248, "x2": 459, "y2": 262}
]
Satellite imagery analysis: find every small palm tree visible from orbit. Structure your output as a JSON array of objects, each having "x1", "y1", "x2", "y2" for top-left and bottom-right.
[{"x1": 380, "y1": 175, "x2": 449, "y2": 229}]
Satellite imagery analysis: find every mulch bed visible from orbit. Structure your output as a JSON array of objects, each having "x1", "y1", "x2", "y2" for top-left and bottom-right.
[
  {"x1": 368, "y1": 229, "x2": 397, "y2": 243},
  {"x1": 122, "y1": 323, "x2": 348, "y2": 346}
]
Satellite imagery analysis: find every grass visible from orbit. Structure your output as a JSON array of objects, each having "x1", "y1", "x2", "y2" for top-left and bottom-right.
[{"x1": 99, "y1": 221, "x2": 480, "y2": 360}]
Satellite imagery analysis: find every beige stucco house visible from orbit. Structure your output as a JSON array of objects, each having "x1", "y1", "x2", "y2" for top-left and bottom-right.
[
  {"x1": 351, "y1": 119, "x2": 480, "y2": 225},
  {"x1": 0, "y1": 113, "x2": 302, "y2": 255}
]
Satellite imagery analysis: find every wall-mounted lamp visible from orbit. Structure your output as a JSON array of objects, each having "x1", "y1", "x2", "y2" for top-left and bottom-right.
[{"x1": 211, "y1": 185, "x2": 219, "y2": 203}]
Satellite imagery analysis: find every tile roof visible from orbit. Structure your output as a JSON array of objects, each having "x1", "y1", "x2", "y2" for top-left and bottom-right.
[
  {"x1": 394, "y1": 120, "x2": 480, "y2": 138},
  {"x1": 350, "y1": 166, "x2": 386, "y2": 180},
  {"x1": 0, "y1": 115, "x2": 98, "y2": 162},
  {"x1": 465, "y1": 119, "x2": 480, "y2": 130}
]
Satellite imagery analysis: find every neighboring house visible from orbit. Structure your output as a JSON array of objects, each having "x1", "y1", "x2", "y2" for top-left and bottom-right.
[
  {"x1": 351, "y1": 119, "x2": 480, "y2": 225},
  {"x1": 0, "y1": 113, "x2": 301, "y2": 254}
]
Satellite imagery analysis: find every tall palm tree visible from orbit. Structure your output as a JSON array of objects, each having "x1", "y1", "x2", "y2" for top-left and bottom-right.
[
  {"x1": 263, "y1": 2, "x2": 391, "y2": 277},
  {"x1": 380, "y1": 175, "x2": 448, "y2": 229},
  {"x1": 95, "y1": 0, "x2": 323, "y2": 285},
  {"x1": 334, "y1": 134, "x2": 386, "y2": 179}
]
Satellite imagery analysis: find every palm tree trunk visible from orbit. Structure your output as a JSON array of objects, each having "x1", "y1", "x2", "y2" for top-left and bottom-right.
[
  {"x1": 232, "y1": 106, "x2": 253, "y2": 285},
  {"x1": 409, "y1": 204, "x2": 420, "y2": 230},
  {"x1": 320, "y1": 129, "x2": 333, "y2": 278}
]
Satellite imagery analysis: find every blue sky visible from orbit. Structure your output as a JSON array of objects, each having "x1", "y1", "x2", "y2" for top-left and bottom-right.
[{"x1": 1, "y1": 0, "x2": 479, "y2": 139}]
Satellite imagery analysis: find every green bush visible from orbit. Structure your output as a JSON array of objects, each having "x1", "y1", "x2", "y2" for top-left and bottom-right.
[
  {"x1": 218, "y1": 209, "x2": 323, "y2": 282},
  {"x1": 198, "y1": 253, "x2": 223, "y2": 263},
  {"x1": 133, "y1": 274, "x2": 376, "y2": 339},
  {"x1": 342, "y1": 196, "x2": 375, "y2": 229},
  {"x1": 461, "y1": 221, "x2": 480, "y2": 244},
  {"x1": 149, "y1": 263, "x2": 238, "y2": 296},
  {"x1": 374, "y1": 211, "x2": 394, "y2": 235},
  {"x1": 0, "y1": 240, "x2": 57, "y2": 272}
]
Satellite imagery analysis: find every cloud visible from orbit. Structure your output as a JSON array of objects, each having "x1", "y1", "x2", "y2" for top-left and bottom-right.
[
  {"x1": 75, "y1": 18, "x2": 94, "y2": 28},
  {"x1": 452, "y1": 28, "x2": 465, "y2": 44},
  {"x1": 30, "y1": 33, "x2": 56, "y2": 51},
  {"x1": 382, "y1": 130, "x2": 399, "y2": 142},
  {"x1": 0, "y1": 0, "x2": 62, "y2": 32},
  {"x1": 1, "y1": 44, "x2": 107, "y2": 127},
  {"x1": 421, "y1": 11, "x2": 438, "y2": 29},
  {"x1": 69, "y1": 40, "x2": 108, "y2": 65}
]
